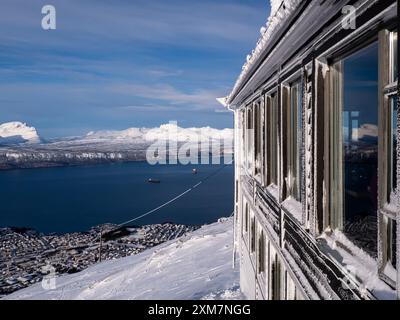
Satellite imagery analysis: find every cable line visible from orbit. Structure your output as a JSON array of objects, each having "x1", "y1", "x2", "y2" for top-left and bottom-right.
[
  {"x1": 117, "y1": 161, "x2": 232, "y2": 227},
  {"x1": 95, "y1": 160, "x2": 233, "y2": 261}
]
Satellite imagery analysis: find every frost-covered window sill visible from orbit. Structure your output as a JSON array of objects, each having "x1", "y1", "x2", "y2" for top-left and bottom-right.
[
  {"x1": 318, "y1": 230, "x2": 397, "y2": 300},
  {"x1": 282, "y1": 196, "x2": 302, "y2": 224}
]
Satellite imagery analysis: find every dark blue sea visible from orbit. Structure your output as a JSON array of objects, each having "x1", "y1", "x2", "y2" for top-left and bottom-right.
[{"x1": 0, "y1": 161, "x2": 234, "y2": 233}]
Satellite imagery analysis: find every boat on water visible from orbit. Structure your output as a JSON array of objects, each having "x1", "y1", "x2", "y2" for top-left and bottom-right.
[
  {"x1": 192, "y1": 169, "x2": 198, "y2": 174},
  {"x1": 148, "y1": 178, "x2": 161, "y2": 184}
]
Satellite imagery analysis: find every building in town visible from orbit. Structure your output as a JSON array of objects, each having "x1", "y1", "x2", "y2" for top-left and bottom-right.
[{"x1": 222, "y1": 0, "x2": 398, "y2": 299}]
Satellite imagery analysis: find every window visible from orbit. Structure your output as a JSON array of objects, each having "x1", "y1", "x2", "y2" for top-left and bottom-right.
[
  {"x1": 254, "y1": 100, "x2": 263, "y2": 179},
  {"x1": 240, "y1": 109, "x2": 246, "y2": 168},
  {"x1": 250, "y1": 215, "x2": 256, "y2": 253},
  {"x1": 245, "y1": 106, "x2": 254, "y2": 172},
  {"x1": 285, "y1": 81, "x2": 303, "y2": 201},
  {"x1": 243, "y1": 202, "x2": 249, "y2": 237},
  {"x1": 258, "y1": 230, "x2": 266, "y2": 274},
  {"x1": 271, "y1": 253, "x2": 281, "y2": 300},
  {"x1": 266, "y1": 93, "x2": 279, "y2": 186},
  {"x1": 326, "y1": 30, "x2": 398, "y2": 272},
  {"x1": 389, "y1": 96, "x2": 398, "y2": 198},
  {"x1": 390, "y1": 31, "x2": 397, "y2": 82},
  {"x1": 268, "y1": 243, "x2": 281, "y2": 300},
  {"x1": 282, "y1": 269, "x2": 297, "y2": 300},
  {"x1": 328, "y1": 42, "x2": 379, "y2": 256},
  {"x1": 340, "y1": 42, "x2": 379, "y2": 257}
]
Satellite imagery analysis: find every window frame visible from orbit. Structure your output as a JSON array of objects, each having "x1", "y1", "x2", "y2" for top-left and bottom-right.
[
  {"x1": 377, "y1": 30, "x2": 398, "y2": 286},
  {"x1": 257, "y1": 228, "x2": 266, "y2": 275},
  {"x1": 245, "y1": 105, "x2": 254, "y2": 175},
  {"x1": 327, "y1": 39, "x2": 380, "y2": 234},
  {"x1": 320, "y1": 29, "x2": 398, "y2": 288},
  {"x1": 253, "y1": 98, "x2": 264, "y2": 182},
  {"x1": 264, "y1": 90, "x2": 279, "y2": 189}
]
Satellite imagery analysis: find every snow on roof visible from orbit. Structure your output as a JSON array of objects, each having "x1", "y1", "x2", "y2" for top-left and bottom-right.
[{"x1": 227, "y1": 0, "x2": 302, "y2": 105}]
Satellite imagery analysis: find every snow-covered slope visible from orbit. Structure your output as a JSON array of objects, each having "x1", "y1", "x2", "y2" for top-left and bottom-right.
[
  {"x1": 4, "y1": 218, "x2": 242, "y2": 300},
  {"x1": 0, "y1": 122, "x2": 41, "y2": 144}
]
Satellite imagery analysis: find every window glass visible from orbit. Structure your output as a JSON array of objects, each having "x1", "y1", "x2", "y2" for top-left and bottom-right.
[
  {"x1": 387, "y1": 219, "x2": 397, "y2": 271},
  {"x1": 244, "y1": 203, "x2": 249, "y2": 235},
  {"x1": 288, "y1": 82, "x2": 302, "y2": 201},
  {"x1": 258, "y1": 231, "x2": 265, "y2": 274},
  {"x1": 271, "y1": 254, "x2": 280, "y2": 300},
  {"x1": 250, "y1": 216, "x2": 256, "y2": 253},
  {"x1": 391, "y1": 32, "x2": 398, "y2": 82},
  {"x1": 255, "y1": 102, "x2": 262, "y2": 176},
  {"x1": 390, "y1": 96, "x2": 398, "y2": 194},
  {"x1": 342, "y1": 42, "x2": 379, "y2": 257},
  {"x1": 268, "y1": 94, "x2": 278, "y2": 185},
  {"x1": 246, "y1": 108, "x2": 253, "y2": 171},
  {"x1": 241, "y1": 110, "x2": 246, "y2": 167}
]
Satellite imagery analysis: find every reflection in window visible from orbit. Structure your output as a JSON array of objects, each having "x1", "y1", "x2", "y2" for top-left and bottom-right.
[
  {"x1": 342, "y1": 42, "x2": 379, "y2": 257},
  {"x1": 287, "y1": 82, "x2": 302, "y2": 201}
]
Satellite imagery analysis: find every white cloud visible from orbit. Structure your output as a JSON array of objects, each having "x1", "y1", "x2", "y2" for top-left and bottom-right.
[
  {"x1": 353, "y1": 123, "x2": 378, "y2": 140},
  {"x1": 112, "y1": 84, "x2": 227, "y2": 110}
]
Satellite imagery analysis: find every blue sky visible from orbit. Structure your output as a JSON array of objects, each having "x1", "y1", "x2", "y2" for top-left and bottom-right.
[{"x1": 0, "y1": 0, "x2": 270, "y2": 138}]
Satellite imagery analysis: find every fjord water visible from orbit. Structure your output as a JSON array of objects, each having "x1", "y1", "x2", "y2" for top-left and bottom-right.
[{"x1": 0, "y1": 161, "x2": 234, "y2": 233}]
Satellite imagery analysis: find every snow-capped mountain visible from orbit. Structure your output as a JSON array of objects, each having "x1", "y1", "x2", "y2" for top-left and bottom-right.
[
  {"x1": 0, "y1": 123, "x2": 233, "y2": 170},
  {"x1": 4, "y1": 218, "x2": 242, "y2": 300},
  {"x1": 0, "y1": 122, "x2": 41, "y2": 144},
  {"x1": 85, "y1": 123, "x2": 233, "y2": 143}
]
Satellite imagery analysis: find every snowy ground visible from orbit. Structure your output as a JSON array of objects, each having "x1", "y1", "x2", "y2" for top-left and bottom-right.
[{"x1": 3, "y1": 218, "x2": 243, "y2": 300}]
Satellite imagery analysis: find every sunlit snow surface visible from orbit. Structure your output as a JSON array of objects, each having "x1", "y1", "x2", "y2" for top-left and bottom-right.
[
  {"x1": 4, "y1": 218, "x2": 243, "y2": 300},
  {"x1": 0, "y1": 122, "x2": 41, "y2": 144}
]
